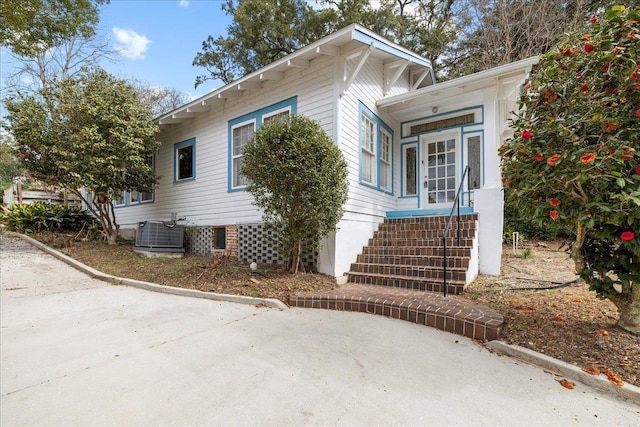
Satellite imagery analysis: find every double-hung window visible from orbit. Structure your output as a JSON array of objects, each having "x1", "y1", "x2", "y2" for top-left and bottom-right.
[
  {"x1": 228, "y1": 97, "x2": 297, "y2": 191},
  {"x1": 359, "y1": 103, "x2": 394, "y2": 193},
  {"x1": 231, "y1": 121, "x2": 255, "y2": 188},
  {"x1": 379, "y1": 129, "x2": 391, "y2": 191},
  {"x1": 361, "y1": 114, "x2": 376, "y2": 184}
]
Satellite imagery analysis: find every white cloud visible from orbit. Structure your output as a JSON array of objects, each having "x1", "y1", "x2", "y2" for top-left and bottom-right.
[
  {"x1": 178, "y1": 0, "x2": 189, "y2": 7},
  {"x1": 112, "y1": 27, "x2": 150, "y2": 60}
]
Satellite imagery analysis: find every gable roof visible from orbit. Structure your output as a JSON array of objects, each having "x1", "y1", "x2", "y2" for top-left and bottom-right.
[
  {"x1": 378, "y1": 57, "x2": 539, "y2": 119},
  {"x1": 157, "y1": 24, "x2": 434, "y2": 127}
]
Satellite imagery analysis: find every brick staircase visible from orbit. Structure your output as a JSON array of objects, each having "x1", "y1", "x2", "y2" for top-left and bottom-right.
[
  {"x1": 289, "y1": 213, "x2": 505, "y2": 341},
  {"x1": 347, "y1": 214, "x2": 478, "y2": 295}
]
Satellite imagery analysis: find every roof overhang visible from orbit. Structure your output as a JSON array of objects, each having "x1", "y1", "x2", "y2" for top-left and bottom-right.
[
  {"x1": 156, "y1": 24, "x2": 434, "y2": 127},
  {"x1": 377, "y1": 56, "x2": 539, "y2": 119}
]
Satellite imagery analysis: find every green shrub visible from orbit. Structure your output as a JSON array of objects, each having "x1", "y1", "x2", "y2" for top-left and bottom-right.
[{"x1": 0, "y1": 202, "x2": 96, "y2": 233}]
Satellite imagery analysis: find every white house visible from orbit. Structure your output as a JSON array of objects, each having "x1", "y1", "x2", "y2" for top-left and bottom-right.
[{"x1": 114, "y1": 24, "x2": 536, "y2": 287}]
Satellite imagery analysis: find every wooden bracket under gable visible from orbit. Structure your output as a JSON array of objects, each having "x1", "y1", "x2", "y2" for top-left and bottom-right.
[
  {"x1": 340, "y1": 42, "x2": 375, "y2": 97},
  {"x1": 383, "y1": 59, "x2": 410, "y2": 95}
]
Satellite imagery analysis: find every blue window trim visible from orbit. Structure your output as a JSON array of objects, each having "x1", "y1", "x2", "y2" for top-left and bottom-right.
[
  {"x1": 174, "y1": 137, "x2": 196, "y2": 183},
  {"x1": 227, "y1": 96, "x2": 297, "y2": 192},
  {"x1": 114, "y1": 190, "x2": 155, "y2": 208},
  {"x1": 113, "y1": 155, "x2": 156, "y2": 208},
  {"x1": 359, "y1": 102, "x2": 394, "y2": 195},
  {"x1": 400, "y1": 105, "x2": 484, "y2": 139}
]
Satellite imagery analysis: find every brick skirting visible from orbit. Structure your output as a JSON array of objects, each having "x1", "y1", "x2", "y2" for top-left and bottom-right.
[{"x1": 289, "y1": 283, "x2": 503, "y2": 341}]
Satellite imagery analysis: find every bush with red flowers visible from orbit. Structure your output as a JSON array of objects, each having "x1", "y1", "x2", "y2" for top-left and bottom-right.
[{"x1": 499, "y1": 6, "x2": 640, "y2": 335}]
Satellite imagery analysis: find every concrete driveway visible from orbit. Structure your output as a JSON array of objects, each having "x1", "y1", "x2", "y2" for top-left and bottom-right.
[{"x1": 1, "y1": 234, "x2": 638, "y2": 426}]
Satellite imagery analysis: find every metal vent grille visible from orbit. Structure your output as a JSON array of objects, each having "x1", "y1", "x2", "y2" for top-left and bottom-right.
[{"x1": 136, "y1": 221, "x2": 184, "y2": 248}]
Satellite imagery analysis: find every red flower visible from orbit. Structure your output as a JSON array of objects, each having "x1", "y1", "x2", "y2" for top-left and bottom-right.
[
  {"x1": 636, "y1": 165, "x2": 640, "y2": 175},
  {"x1": 576, "y1": 72, "x2": 582, "y2": 78},
  {"x1": 581, "y1": 84, "x2": 588, "y2": 92},
  {"x1": 549, "y1": 198, "x2": 561, "y2": 207},
  {"x1": 534, "y1": 153, "x2": 544, "y2": 162},
  {"x1": 636, "y1": 84, "x2": 640, "y2": 90},
  {"x1": 550, "y1": 210, "x2": 559, "y2": 221},
  {"x1": 636, "y1": 108, "x2": 640, "y2": 118},
  {"x1": 522, "y1": 130, "x2": 533, "y2": 139},
  {"x1": 596, "y1": 143, "x2": 604, "y2": 150},
  {"x1": 590, "y1": 16, "x2": 598, "y2": 23},
  {"x1": 547, "y1": 154, "x2": 562, "y2": 166},
  {"x1": 19, "y1": 153, "x2": 26, "y2": 159},
  {"x1": 584, "y1": 42, "x2": 594, "y2": 53},
  {"x1": 621, "y1": 231, "x2": 635, "y2": 241},
  {"x1": 580, "y1": 152, "x2": 597, "y2": 164}
]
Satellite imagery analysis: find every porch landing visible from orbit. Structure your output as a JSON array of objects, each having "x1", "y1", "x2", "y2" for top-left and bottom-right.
[{"x1": 288, "y1": 283, "x2": 503, "y2": 341}]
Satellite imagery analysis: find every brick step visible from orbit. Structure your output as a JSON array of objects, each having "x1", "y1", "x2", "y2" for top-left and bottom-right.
[
  {"x1": 347, "y1": 271, "x2": 465, "y2": 294},
  {"x1": 377, "y1": 221, "x2": 477, "y2": 232},
  {"x1": 361, "y1": 246, "x2": 472, "y2": 257},
  {"x1": 288, "y1": 283, "x2": 503, "y2": 340},
  {"x1": 385, "y1": 214, "x2": 478, "y2": 225},
  {"x1": 356, "y1": 254, "x2": 470, "y2": 269},
  {"x1": 367, "y1": 237, "x2": 474, "y2": 247},
  {"x1": 372, "y1": 229, "x2": 476, "y2": 240},
  {"x1": 348, "y1": 263, "x2": 467, "y2": 282}
]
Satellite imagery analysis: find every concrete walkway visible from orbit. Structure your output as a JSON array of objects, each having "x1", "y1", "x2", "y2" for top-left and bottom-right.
[{"x1": 1, "y1": 233, "x2": 639, "y2": 426}]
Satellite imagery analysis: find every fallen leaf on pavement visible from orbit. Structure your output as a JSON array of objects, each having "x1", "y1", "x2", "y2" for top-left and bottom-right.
[
  {"x1": 595, "y1": 329, "x2": 610, "y2": 336},
  {"x1": 582, "y1": 366, "x2": 601, "y2": 375},
  {"x1": 605, "y1": 369, "x2": 624, "y2": 387},
  {"x1": 553, "y1": 314, "x2": 564, "y2": 322},
  {"x1": 559, "y1": 379, "x2": 575, "y2": 389}
]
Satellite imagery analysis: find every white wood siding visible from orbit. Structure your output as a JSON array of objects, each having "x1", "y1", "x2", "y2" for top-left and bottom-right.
[
  {"x1": 338, "y1": 56, "x2": 402, "y2": 222},
  {"x1": 115, "y1": 55, "x2": 336, "y2": 229}
]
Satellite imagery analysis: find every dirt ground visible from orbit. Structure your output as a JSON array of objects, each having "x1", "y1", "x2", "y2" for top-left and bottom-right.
[
  {"x1": 467, "y1": 240, "x2": 639, "y2": 389},
  {"x1": 30, "y1": 232, "x2": 640, "y2": 388}
]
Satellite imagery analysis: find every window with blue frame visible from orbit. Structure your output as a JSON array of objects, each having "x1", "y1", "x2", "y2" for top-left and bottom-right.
[
  {"x1": 174, "y1": 138, "x2": 196, "y2": 182},
  {"x1": 359, "y1": 102, "x2": 393, "y2": 193},
  {"x1": 114, "y1": 155, "x2": 156, "y2": 207},
  {"x1": 228, "y1": 97, "x2": 297, "y2": 191}
]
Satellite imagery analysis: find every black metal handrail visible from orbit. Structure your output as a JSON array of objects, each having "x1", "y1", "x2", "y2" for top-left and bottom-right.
[{"x1": 441, "y1": 165, "x2": 470, "y2": 298}]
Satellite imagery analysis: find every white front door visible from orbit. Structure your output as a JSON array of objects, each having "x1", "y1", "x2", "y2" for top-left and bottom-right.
[{"x1": 421, "y1": 132, "x2": 459, "y2": 209}]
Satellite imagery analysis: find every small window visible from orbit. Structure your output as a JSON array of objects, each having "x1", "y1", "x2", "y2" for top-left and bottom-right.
[
  {"x1": 213, "y1": 227, "x2": 226, "y2": 249},
  {"x1": 129, "y1": 190, "x2": 140, "y2": 204},
  {"x1": 114, "y1": 192, "x2": 126, "y2": 206},
  {"x1": 404, "y1": 145, "x2": 417, "y2": 196},
  {"x1": 174, "y1": 138, "x2": 195, "y2": 182},
  {"x1": 379, "y1": 129, "x2": 391, "y2": 191},
  {"x1": 467, "y1": 135, "x2": 482, "y2": 190},
  {"x1": 232, "y1": 121, "x2": 255, "y2": 188},
  {"x1": 361, "y1": 113, "x2": 376, "y2": 184},
  {"x1": 263, "y1": 108, "x2": 290, "y2": 125}
]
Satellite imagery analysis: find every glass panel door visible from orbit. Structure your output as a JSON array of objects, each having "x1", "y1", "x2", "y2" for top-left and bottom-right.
[{"x1": 422, "y1": 133, "x2": 458, "y2": 208}]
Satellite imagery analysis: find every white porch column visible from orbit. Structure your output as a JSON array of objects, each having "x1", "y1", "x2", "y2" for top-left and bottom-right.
[{"x1": 474, "y1": 187, "x2": 504, "y2": 275}]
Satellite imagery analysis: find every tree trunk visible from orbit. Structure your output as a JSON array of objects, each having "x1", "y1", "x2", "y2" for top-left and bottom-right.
[
  {"x1": 609, "y1": 284, "x2": 640, "y2": 335},
  {"x1": 571, "y1": 223, "x2": 587, "y2": 274},
  {"x1": 288, "y1": 240, "x2": 304, "y2": 274}
]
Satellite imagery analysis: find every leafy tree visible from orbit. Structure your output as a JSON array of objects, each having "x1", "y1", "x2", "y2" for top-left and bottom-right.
[
  {"x1": 193, "y1": 0, "x2": 335, "y2": 87},
  {"x1": 0, "y1": 0, "x2": 108, "y2": 57},
  {"x1": 4, "y1": 69, "x2": 160, "y2": 245},
  {"x1": 500, "y1": 6, "x2": 639, "y2": 334},
  {"x1": 129, "y1": 79, "x2": 191, "y2": 117},
  {"x1": 0, "y1": 134, "x2": 25, "y2": 191},
  {"x1": 241, "y1": 115, "x2": 349, "y2": 273},
  {"x1": 192, "y1": 0, "x2": 463, "y2": 85}
]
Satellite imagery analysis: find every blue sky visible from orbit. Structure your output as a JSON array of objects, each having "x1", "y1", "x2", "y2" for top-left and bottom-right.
[
  {"x1": 101, "y1": 0, "x2": 232, "y2": 99},
  {"x1": 0, "y1": 0, "x2": 234, "y2": 103}
]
